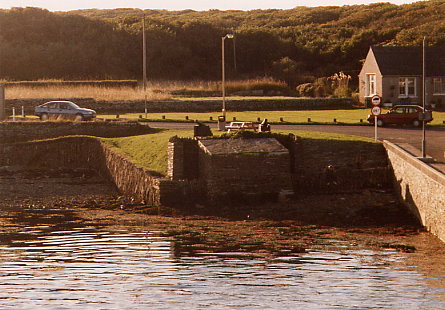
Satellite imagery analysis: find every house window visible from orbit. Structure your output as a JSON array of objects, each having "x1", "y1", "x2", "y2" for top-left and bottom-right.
[
  {"x1": 366, "y1": 74, "x2": 376, "y2": 96},
  {"x1": 433, "y1": 78, "x2": 445, "y2": 94},
  {"x1": 399, "y1": 77, "x2": 416, "y2": 97}
]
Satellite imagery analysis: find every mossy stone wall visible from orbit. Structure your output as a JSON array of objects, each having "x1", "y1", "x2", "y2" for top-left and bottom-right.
[{"x1": 0, "y1": 121, "x2": 152, "y2": 143}]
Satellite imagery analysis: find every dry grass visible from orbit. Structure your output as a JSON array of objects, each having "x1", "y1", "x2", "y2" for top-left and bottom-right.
[
  {"x1": 225, "y1": 77, "x2": 289, "y2": 92},
  {"x1": 148, "y1": 78, "x2": 287, "y2": 92},
  {"x1": 149, "y1": 80, "x2": 220, "y2": 91},
  {"x1": 3, "y1": 78, "x2": 290, "y2": 100},
  {"x1": 5, "y1": 85, "x2": 171, "y2": 101}
]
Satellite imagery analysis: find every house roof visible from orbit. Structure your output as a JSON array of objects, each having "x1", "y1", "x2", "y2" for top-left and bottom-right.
[{"x1": 371, "y1": 46, "x2": 445, "y2": 76}]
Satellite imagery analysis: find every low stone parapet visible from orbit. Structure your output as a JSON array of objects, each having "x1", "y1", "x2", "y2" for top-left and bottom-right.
[{"x1": 384, "y1": 141, "x2": 445, "y2": 242}]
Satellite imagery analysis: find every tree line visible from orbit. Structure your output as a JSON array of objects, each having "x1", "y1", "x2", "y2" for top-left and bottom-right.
[{"x1": 0, "y1": 1, "x2": 444, "y2": 87}]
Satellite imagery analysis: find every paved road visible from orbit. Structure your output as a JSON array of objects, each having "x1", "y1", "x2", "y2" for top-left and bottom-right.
[{"x1": 150, "y1": 122, "x2": 445, "y2": 163}]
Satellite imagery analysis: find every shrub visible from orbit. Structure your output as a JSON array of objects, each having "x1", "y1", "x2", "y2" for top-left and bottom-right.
[
  {"x1": 296, "y1": 72, "x2": 352, "y2": 98},
  {"x1": 330, "y1": 72, "x2": 352, "y2": 97}
]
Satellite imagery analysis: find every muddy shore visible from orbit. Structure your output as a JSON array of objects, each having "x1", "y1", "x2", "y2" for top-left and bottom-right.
[{"x1": 1, "y1": 167, "x2": 440, "y2": 263}]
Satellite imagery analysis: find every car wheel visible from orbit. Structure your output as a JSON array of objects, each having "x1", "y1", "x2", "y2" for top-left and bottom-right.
[
  {"x1": 40, "y1": 113, "x2": 48, "y2": 121},
  {"x1": 412, "y1": 119, "x2": 420, "y2": 127},
  {"x1": 74, "y1": 114, "x2": 84, "y2": 121},
  {"x1": 376, "y1": 119, "x2": 385, "y2": 127}
]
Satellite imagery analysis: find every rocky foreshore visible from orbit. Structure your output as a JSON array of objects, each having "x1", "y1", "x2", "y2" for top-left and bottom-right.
[{"x1": 0, "y1": 167, "x2": 426, "y2": 260}]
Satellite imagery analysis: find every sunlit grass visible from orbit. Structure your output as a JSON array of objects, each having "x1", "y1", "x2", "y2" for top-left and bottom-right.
[
  {"x1": 149, "y1": 77, "x2": 288, "y2": 93},
  {"x1": 100, "y1": 128, "x2": 376, "y2": 175},
  {"x1": 277, "y1": 129, "x2": 376, "y2": 142},
  {"x1": 101, "y1": 129, "x2": 193, "y2": 175},
  {"x1": 149, "y1": 80, "x2": 219, "y2": 91},
  {"x1": 100, "y1": 109, "x2": 372, "y2": 124},
  {"x1": 99, "y1": 109, "x2": 445, "y2": 126},
  {"x1": 5, "y1": 85, "x2": 171, "y2": 101},
  {"x1": 175, "y1": 96, "x2": 297, "y2": 101},
  {"x1": 3, "y1": 77, "x2": 291, "y2": 101}
]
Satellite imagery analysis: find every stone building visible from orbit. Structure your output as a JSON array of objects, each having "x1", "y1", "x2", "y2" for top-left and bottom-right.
[
  {"x1": 168, "y1": 137, "x2": 292, "y2": 204},
  {"x1": 197, "y1": 138, "x2": 291, "y2": 202},
  {"x1": 359, "y1": 46, "x2": 445, "y2": 108}
]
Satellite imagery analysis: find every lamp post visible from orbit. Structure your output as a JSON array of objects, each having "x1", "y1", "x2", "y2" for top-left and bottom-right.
[
  {"x1": 422, "y1": 36, "x2": 426, "y2": 158},
  {"x1": 221, "y1": 34, "x2": 234, "y2": 121},
  {"x1": 142, "y1": 15, "x2": 148, "y2": 119},
  {"x1": 0, "y1": 23, "x2": 4, "y2": 120}
]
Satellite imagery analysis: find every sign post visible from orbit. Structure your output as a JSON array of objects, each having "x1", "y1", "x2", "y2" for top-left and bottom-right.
[{"x1": 371, "y1": 95, "x2": 382, "y2": 141}]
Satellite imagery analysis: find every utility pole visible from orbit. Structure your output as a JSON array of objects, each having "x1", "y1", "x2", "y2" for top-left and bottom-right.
[
  {"x1": 143, "y1": 14, "x2": 148, "y2": 119},
  {"x1": 0, "y1": 21, "x2": 4, "y2": 121}
]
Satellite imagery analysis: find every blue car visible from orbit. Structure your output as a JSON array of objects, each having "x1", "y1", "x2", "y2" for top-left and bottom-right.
[{"x1": 35, "y1": 101, "x2": 96, "y2": 121}]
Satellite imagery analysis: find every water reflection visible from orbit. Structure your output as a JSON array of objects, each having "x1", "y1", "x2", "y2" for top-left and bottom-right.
[{"x1": 0, "y1": 223, "x2": 444, "y2": 309}]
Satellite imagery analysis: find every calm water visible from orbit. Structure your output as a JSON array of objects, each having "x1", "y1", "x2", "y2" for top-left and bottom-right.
[{"x1": 0, "y1": 217, "x2": 445, "y2": 309}]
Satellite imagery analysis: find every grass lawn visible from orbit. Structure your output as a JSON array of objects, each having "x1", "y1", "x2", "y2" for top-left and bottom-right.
[
  {"x1": 100, "y1": 129, "x2": 194, "y2": 175},
  {"x1": 175, "y1": 96, "x2": 298, "y2": 101},
  {"x1": 100, "y1": 109, "x2": 445, "y2": 126},
  {"x1": 100, "y1": 128, "x2": 376, "y2": 175}
]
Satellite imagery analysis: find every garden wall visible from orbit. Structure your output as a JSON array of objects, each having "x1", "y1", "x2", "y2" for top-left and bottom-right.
[
  {"x1": 0, "y1": 121, "x2": 152, "y2": 143},
  {"x1": 384, "y1": 141, "x2": 445, "y2": 242}
]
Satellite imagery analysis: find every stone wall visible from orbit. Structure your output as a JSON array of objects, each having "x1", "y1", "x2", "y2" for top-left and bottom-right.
[
  {"x1": 0, "y1": 132, "x2": 396, "y2": 210},
  {"x1": 167, "y1": 135, "x2": 392, "y2": 205},
  {"x1": 0, "y1": 137, "x2": 163, "y2": 205},
  {"x1": 6, "y1": 98, "x2": 96, "y2": 115},
  {"x1": 285, "y1": 135, "x2": 391, "y2": 193},
  {"x1": 0, "y1": 121, "x2": 152, "y2": 143},
  {"x1": 384, "y1": 141, "x2": 445, "y2": 242},
  {"x1": 167, "y1": 138, "x2": 199, "y2": 180},
  {"x1": 6, "y1": 97, "x2": 354, "y2": 114},
  {"x1": 167, "y1": 137, "x2": 292, "y2": 205},
  {"x1": 199, "y1": 150, "x2": 291, "y2": 203}
]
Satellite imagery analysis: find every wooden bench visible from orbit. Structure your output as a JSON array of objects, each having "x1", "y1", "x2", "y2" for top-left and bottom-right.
[{"x1": 225, "y1": 121, "x2": 257, "y2": 133}]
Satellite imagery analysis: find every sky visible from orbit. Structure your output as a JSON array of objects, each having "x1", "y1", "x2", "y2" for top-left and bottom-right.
[{"x1": 0, "y1": 0, "x2": 420, "y2": 11}]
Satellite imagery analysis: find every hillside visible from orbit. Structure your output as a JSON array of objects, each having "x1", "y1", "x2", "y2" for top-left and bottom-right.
[{"x1": 0, "y1": 1, "x2": 444, "y2": 86}]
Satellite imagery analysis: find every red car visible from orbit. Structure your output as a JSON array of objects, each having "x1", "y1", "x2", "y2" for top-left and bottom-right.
[{"x1": 367, "y1": 105, "x2": 433, "y2": 127}]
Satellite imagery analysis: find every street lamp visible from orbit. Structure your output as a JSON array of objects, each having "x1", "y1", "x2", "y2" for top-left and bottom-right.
[
  {"x1": 0, "y1": 29, "x2": 4, "y2": 120},
  {"x1": 221, "y1": 34, "x2": 234, "y2": 121},
  {"x1": 421, "y1": 36, "x2": 427, "y2": 158},
  {"x1": 142, "y1": 15, "x2": 148, "y2": 119}
]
